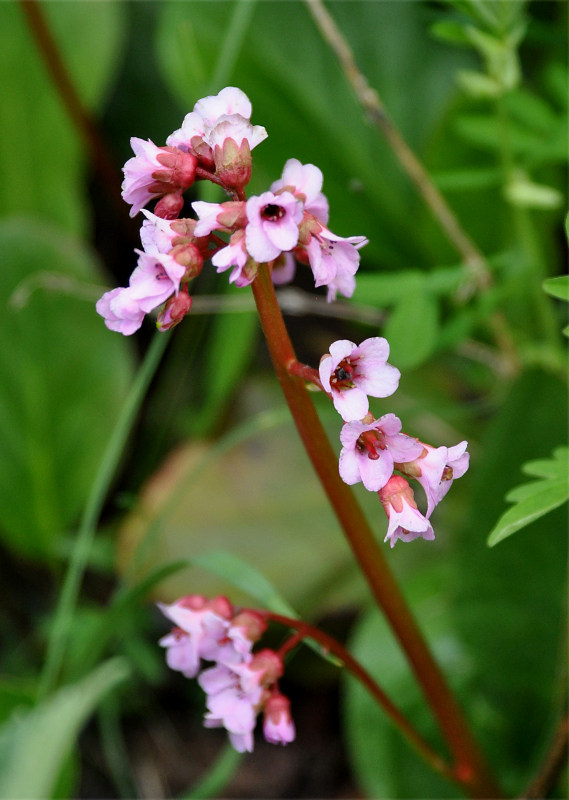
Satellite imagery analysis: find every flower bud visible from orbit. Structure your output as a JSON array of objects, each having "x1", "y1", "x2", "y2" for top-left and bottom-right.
[
  {"x1": 157, "y1": 291, "x2": 193, "y2": 331},
  {"x1": 154, "y1": 192, "x2": 185, "y2": 219}
]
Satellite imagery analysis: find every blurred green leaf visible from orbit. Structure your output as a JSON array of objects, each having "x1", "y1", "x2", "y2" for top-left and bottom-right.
[
  {"x1": 543, "y1": 275, "x2": 569, "y2": 302},
  {"x1": 385, "y1": 286, "x2": 439, "y2": 369},
  {"x1": 0, "y1": 658, "x2": 129, "y2": 800},
  {"x1": 504, "y1": 174, "x2": 563, "y2": 209},
  {"x1": 344, "y1": 564, "x2": 469, "y2": 798},
  {"x1": 0, "y1": 219, "x2": 134, "y2": 560},
  {"x1": 0, "y1": 2, "x2": 125, "y2": 234},
  {"x1": 488, "y1": 447, "x2": 568, "y2": 546},
  {"x1": 187, "y1": 288, "x2": 258, "y2": 435}
]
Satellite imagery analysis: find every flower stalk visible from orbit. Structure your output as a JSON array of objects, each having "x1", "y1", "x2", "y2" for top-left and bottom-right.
[{"x1": 251, "y1": 262, "x2": 501, "y2": 798}]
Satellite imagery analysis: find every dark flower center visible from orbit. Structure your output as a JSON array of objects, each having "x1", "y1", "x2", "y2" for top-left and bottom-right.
[{"x1": 261, "y1": 203, "x2": 286, "y2": 222}]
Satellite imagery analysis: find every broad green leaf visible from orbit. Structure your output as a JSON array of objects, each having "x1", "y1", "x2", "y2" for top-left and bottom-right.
[
  {"x1": 186, "y1": 288, "x2": 258, "y2": 436},
  {"x1": 543, "y1": 275, "x2": 569, "y2": 302},
  {"x1": 384, "y1": 287, "x2": 439, "y2": 369},
  {"x1": 522, "y1": 447, "x2": 568, "y2": 479},
  {"x1": 0, "y1": 658, "x2": 129, "y2": 800},
  {"x1": 454, "y1": 369, "x2": 567, "y2": 792},
  {"x1": 488, "y1": 446, "x2": 568, "y2": 546},
  {"x1": 344, "y1": 565, "x2": 469, "y2": 799},
  {"x1": 0, "y1": 2, "x2": 125, "y2": 234},
  {"x1": 0, "y1": 219, "x2": 134, "y2": 560},
  {"x1": 488, "y1": 480, "x2": 568, "y2": 546},
  {"x1": 192, "y1": 551, "x2": 298, "y2": 618}
]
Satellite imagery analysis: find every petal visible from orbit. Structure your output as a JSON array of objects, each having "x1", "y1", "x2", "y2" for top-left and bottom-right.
[{"x1": 359, "y1": 452, "x2": 393, "y2": 492}]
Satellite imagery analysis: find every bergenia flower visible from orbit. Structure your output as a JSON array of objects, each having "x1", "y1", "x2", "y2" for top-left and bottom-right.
[
  {"x1": 122, "y1": 138, "x2": 197, "y2": 217},
  {"x1": 400, "y1": 441, "x2": 470, "y2": 517},
  {"x1": 96, "y1": 287, "x2": 146, "y2": 336},
  {"x1": 304, "y1": 224, "x2": 368, "y2": 300},
  {"x1": 263, "y1": 692, "x2": 296, "y2": 745},
  {"x1": 192, "y1": 200, "x2": 247, "y2": 237},
  {"x1": 128, "y1": 249, "x2": 186, "y2": 313},
  {"x1": 271, "y1": 158, "x2": 329, "y2": 224},
  {"x1": 319, "y1": 337, "x2": 400, "y2": 422},
  {"x1": 140, "y1": 209, "x2": 182, "y2": 254},
  {"x1": 158, "y1": 595, "x2": 233, "y2": 678},
  {"x1": 379, "y1": 475, "x2": 435, "y2": 548},
  {"x1": 167, "y1": 87, "x2": 261, "y2": 150},
  {"x1": 245, "y1": 191, "x2": 303, "y2": 263},
  {"x1": 339, "y1": 413, "x2": 423, "y2": 492},
  {"x1": 212, "y1": 230, "x2": 257, "y2": 287}
]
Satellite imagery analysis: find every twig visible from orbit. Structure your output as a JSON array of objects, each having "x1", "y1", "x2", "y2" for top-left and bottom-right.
[
  {"x1": 305, "y1": 0, "x2": 492, "y2": 296},
  {"x1": 520, "y1": 711, "x2": 569, "y2": 799}
]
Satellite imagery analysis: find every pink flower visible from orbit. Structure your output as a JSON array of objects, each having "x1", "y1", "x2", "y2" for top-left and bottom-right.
[
  {"x1": 158, "y1": 595, "x2": 233, "y2": 678},
  {"x1": 402, "y1": 441, "x2": 470, "y2": 517},
  {"x1": 339, "y1": 414, "x2": 423, "y2": 492},
  {"x1": 245, "y1": 191, "x2": 303, "y2": 263},
  {"x1": 140, "y1": 209, "x2": 181, "y2": 254},
  {"x1": 167, "y1": 87, "x2": 264, "y2": 151},
  {"x1": 271, "y1": 252, "x2": 296, "y2": 285},
  {"x1": 204, "y1": 114, "x2": 268, "y2": 153},
  {"x1": 263, "y1": 693, "x2": 295, "y2": 745},
  {"x1": 122, "y1": 138, "x2": 196, "y2": 217},
  {"x1": 96, "y1": 287, "x2": 145, "y2": 336},
  {"x1": 128, "y1": 249, "x2": 186, "y2": 313},
  {"x1": 212, "y1": 230, "x2": 257, "y2": 286},
  {"x1": 199, "y1": 662, "x2": 261, "y2": 753},
  {"x1": 304, "y1": 225, "x2": 367, "y2": 300},
  {"x1": 271, "y1": 159, "x2": 329, "y2": 224},
  {"x1": 191, "y1": 200, "x2": 247, "y2": 237},
  {"x1": 379, "y1": 475, "x2": 435, "y2": 547},
  {"x1": 319, "y1": 338, "x2": 400, "y2": 422}
]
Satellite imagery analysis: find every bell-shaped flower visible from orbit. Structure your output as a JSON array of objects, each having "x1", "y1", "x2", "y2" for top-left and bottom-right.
[
  {"x1": 319, "y1": 338, "x2": 400, "y2": 422},
  {"x1": 379, "y1": 475, "x2": 435, "y2": 547},
  {"x1": 339, "y1": 413, "x2": 423, "y2": 492},
  {"x1": 399, "y1": 441, "x2": 470, "y2": 517},
  {"x1": 245, "y1": 191, "x2": 303, "y2": 263},
  {"x1": 95, "y1": 287, "x2": 146, "y2": 336},
  {"x1": 167, "y1": 87, "x2": 256, "y2": 150},
  {"x1": 263, "y1": 692, "x2": 295, "y2": 746},
  {"x1": 271, "y1": 158, "x2": 329, "y2": 225},
  {"x1": 122, "y1": 138, "x2": 196, "y2": 217},
  {"x1": 212, "y1": 230, "x2": 257, "y2": 286},
  {"x1": 303, "y1": 223, "x2": 367, "y2": 301}
]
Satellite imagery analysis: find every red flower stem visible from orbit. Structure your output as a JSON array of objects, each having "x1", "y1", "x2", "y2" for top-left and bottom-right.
[
  {"x1": 264, "y1": 611, "x2": 454, "y2": 783},
  {"x1": 287, "y1": 360, "x2": 327, "y2": 393},
  {"x1": 250, "y1": 263, "x2": 501, "y2": 799}
]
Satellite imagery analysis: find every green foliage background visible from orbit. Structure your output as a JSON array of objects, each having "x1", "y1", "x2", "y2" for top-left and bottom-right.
[{"x1": 0, "y1": 1, "x2": 566, "y2": 798}]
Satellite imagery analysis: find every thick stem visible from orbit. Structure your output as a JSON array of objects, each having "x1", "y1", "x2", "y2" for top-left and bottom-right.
[
  {"x1": 266, "y1": 612, "x2": 454, "y2": 782},
  {"x1": 251, "y1": 264, "x2": 501, "y2": 798}
]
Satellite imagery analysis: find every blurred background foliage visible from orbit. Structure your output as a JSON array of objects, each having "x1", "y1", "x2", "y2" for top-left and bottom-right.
[{"x1": 0, "y1": 1, "x2": 566, "y2": 798}]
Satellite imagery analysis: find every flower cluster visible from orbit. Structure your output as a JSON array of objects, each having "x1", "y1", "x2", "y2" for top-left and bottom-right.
[
  {"x1": 320, "y1": 337, "x2": 469, "y2": 546},
  {"x1": 97, "y1": 87, "x2": 368, "y2": 335},
  {"x1": 158, "y1": 594, "x2": 295, "y2": 753}
]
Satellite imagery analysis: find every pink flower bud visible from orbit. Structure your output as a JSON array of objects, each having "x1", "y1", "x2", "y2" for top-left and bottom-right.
[{"x1": 263, "y1": 692, "x2": 295, "y2": 745}]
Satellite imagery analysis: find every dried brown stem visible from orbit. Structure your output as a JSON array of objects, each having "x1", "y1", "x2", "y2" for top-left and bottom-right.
[
  {"x1": 305, "y1": 0, "x2": 492, "y2": 295},
  {"x1": 520, "y1": 711, "x2": 569, "y2": 799}
]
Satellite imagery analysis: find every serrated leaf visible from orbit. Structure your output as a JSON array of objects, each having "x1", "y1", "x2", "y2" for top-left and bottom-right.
[
  {"x1": 0, "y1": 659, "x2": 129, "y2": 800},
  {"x1": 543, "y1": 275, "x2": 569, "y2": 302},
  {"x1": 487, "y1": 480, "x2": 568, "y2": 546},
  {"x1": 522, "y1": 448, "x2": 568, "y2": 479}
]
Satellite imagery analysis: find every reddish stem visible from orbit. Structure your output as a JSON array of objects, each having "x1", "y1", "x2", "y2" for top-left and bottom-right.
[
  {"x1": 251, "y1": 263, "x2": 501, "y2": 798},
  {"x1": 264, "y1": 611, "x2": 454, "y2": 782},
  {"x1": 287, "y1": 360, "x2": 327, "y2": 393}
]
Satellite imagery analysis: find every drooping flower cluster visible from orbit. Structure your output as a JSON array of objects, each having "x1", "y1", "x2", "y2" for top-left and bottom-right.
[
  {"x1": 97, "y1": 87, "x2": 368, "y2": 335},
  {"x1": 158, "y1": 595, "x2": 295, "y2": 753},
  {"x1": 320, "y1": 337, "x2": 469, "y2": 546}
]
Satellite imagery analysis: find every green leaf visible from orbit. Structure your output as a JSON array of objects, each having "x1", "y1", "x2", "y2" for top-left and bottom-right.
[
  {"x1": 542, "y1": 275, "x2": 569, "y2": 302},
  {"x1": 0, "y1": 219, "x2": 134, "y2": 560},
  {"x1": 0, "y1": 2, "x2": 125, "y2": 234},
  {"x1": 487, "y1": 480, "x2": 568, "y2": 547},
  {"x1": 193, "y1": 550, "x2": 298, "y2": 618},
  {"x1": 488, "y1": 445, "x2": 568, "y2": 546},
  {"x1": 504, "y1": 175, "x2": 563, "y2": 209},
  {"x1": 385, "y1": 286, "x2": 439, "y2": 369},
  {"x1": 0, "y1": 658, "x2": 129, "y2": 800}
]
